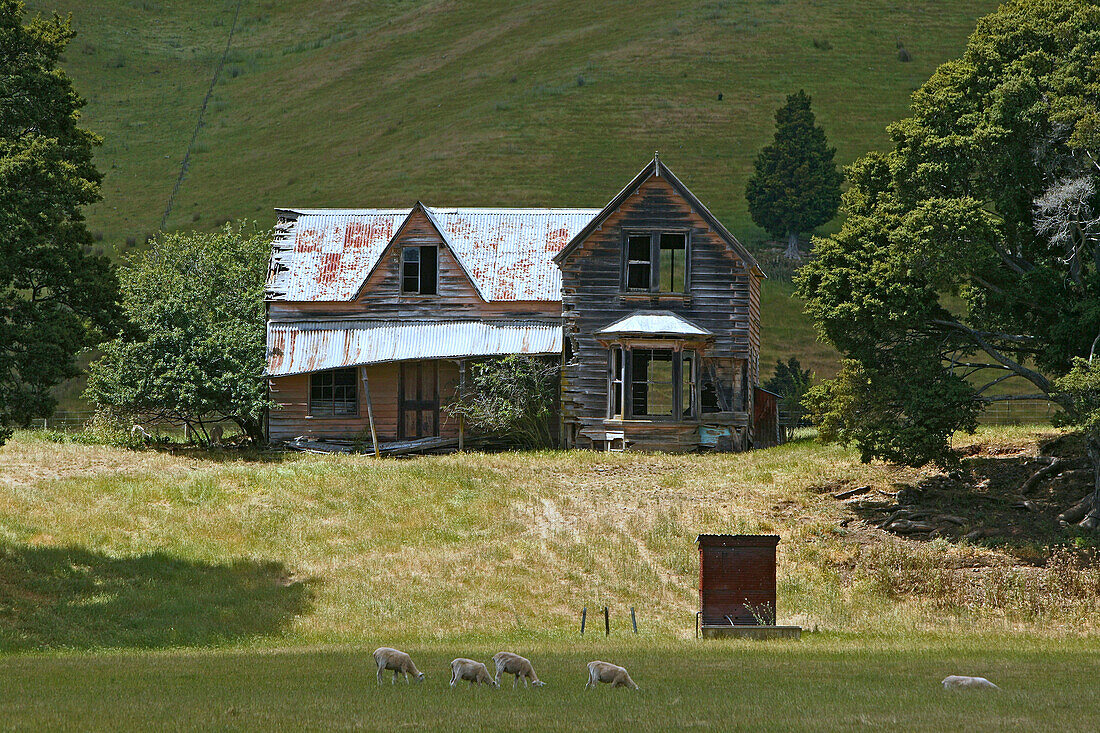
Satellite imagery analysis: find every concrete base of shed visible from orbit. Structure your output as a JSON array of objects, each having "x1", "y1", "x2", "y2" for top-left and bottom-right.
[{"x1": 701, "y1": 625, "x2": 801, "y2": 640}]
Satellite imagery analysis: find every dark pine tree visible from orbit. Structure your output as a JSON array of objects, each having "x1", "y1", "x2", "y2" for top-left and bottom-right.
[{"x1": 745, "y1": 90, "x2": 843, "y2": 259}]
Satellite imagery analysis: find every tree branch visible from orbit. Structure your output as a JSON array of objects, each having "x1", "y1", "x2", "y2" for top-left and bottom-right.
[{"x1": 932, "y1": 319, "x2": 1056, "y2": 396}]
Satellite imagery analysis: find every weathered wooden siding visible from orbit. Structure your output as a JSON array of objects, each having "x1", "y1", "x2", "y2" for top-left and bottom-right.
[
  {"x1": 268, "y1": 360, "x2": 460, "y2": 443},
  {"x1": 559, "y1": 174, "x2": 762, "y2": 451}
]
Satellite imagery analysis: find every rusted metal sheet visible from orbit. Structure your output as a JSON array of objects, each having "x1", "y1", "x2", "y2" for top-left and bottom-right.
[
  {"x1": 697, "y1": 535, "x2": 779, "y2": 626},
  {"x1": 266, "y1": 207, "x2": 599, "y2": 303},
  {"x1": 428, "y1": 208, "x2": 599, "y2": 302},
  {"x1": 267, "y1": 209, "x2": 406, "y2": 302},
  {"x1": 266, "y1": 320, "x2": 562, "y2": 376}
]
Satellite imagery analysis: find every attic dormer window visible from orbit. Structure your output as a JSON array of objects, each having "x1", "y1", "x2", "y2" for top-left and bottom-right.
[
  {"x1": 623, "y1": 231, "x2": 688, "y2": 293},
  {"x1": 401, "y1": 246, "x2": 438, "y2": 295}
]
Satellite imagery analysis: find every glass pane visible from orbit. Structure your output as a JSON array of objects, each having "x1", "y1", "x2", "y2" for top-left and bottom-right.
[
  {"x1": 610, "y1": 348, "x2": 622, "y2": 418},
  {"x1": 647, "y1": 351, "x2": 674, "y2": 416},
  {"x1": 631, "y1": 349, "x2": 674, "y2": 417},
  {"x1": 631, "y1": 349, "x2": 649, "y2": 416},
  {"x1": 402, "y1": 274, "x2": 419, "y2": 293},
  {"x1": 419, "y1": 246, "x2": 437, "y2": 295},
  {"x1": 628, "y1": 235, "x2": 650, "y2": 261},
  {"x1": 403, "y1": 246, "x2": 419, "y2": 263},
  {"x1": 682, "y1": 351, "x2": 695, "y2": 417},
  {"x1": 628, "y1": 262, "x2": 650, "y2": 290},
  {"x1": 660, "y1": 234, "x2": 686, "y2": 293}
]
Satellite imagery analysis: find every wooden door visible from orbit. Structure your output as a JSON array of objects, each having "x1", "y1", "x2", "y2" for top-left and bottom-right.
[{"x1": 398, "y1": 361, "x2": 440, "y2": 439}]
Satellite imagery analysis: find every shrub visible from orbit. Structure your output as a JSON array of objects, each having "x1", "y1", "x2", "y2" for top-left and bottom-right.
[{"x1": 445, "y1": 356, "x2": 559, "y2": 449}]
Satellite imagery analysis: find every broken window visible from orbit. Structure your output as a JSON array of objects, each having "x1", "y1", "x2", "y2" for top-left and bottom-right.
[
  {"x1": 701, "y1": 360, "x2": 722, "y2": 413},
  {"x1": 309, "y1": 368, "x2": 358, "y2": 417},
  {"x1": 401, "y1": 245, "x2": 438, "y2": 295},
  {"x1": 623, "y1": 231, "x2": 688, "y2": 293},
  {"x1": 659, "y1": 233, "x2": 686, "y2": 293},
  {"x1": 607, "y1": 347, "x2": 702, "y2": 419}
]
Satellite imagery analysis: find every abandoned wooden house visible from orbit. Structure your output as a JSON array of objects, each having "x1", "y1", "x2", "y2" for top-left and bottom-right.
[{"x1": 264, "y1": 155, "x2": 772, "y2": 452}]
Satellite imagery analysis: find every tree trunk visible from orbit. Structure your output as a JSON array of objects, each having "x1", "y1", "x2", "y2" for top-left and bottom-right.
[
  {"x1": 783, "y1": 230, "x2": 802, "y2": 260},
  {"x1": 235, "y1": 416, "x2": 266, "y2": 447},
  {"x1": 1079, "y1": 435, "x2": 1100, "y2": 531}
]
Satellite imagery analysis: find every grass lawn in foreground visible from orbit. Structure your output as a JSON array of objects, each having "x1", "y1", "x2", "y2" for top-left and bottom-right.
[{"x1": 2, "y1": 636, "x2": 1099, "y2": 731}]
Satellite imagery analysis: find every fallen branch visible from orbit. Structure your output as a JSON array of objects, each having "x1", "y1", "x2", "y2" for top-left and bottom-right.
[
  {"x1": 1021, "y1": 457, "x2": 1065, "y2": 494},
  {"x1": 834, "y1": 484, "x2": 872, "y2": 500}
]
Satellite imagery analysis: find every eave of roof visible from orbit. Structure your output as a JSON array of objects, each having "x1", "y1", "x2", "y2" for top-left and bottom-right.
[{"x1": 266, "y1": 319, "x2": 563, "y2": 376}]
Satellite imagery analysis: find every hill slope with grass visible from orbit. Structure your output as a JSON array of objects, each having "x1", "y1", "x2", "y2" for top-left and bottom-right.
[
  {"x1": 31, "y1": 0, "x2": 1001, "y2": 379},
  {"x1": 3, "y1": 427, "x2": 1098, "y2": 653}
]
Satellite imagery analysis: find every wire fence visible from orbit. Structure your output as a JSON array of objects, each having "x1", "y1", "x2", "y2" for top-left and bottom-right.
[{"x1": 976, "y1": 399, "x2": 1062, "y2": 425}]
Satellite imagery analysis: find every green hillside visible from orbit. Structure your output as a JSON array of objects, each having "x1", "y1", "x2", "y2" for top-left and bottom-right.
[{"x1": 31, "y1": 0, "x2": 1000, "y2": 378}]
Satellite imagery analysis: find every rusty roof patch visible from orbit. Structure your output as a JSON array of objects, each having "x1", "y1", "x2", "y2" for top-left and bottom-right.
[{"x1": 266, "y1": 206, "x2": 600, "y2": 303}]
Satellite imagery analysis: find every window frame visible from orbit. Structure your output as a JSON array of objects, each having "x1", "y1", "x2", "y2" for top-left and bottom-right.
[
  {"x1": 400, "y1": 245, "x2": 438, "y2": 296},
  {"x1": 606, "y1": 345, "x2": 698, "y2": 421},
  {"x1": 620, "y1": 229, "x2": 691, "y2": 294},
  {"x1": 308, "y1": 367, "x2": 359, "y2": 418}
]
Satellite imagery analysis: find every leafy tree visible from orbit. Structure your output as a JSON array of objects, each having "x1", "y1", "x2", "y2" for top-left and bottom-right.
[
  {"x1": 0, "y1": 2, "x2": 119, "y2": 446},
  {"x1": 796, "y1": 0, "x2": 1100, "y2": 526},
  {"x1": 763, "y1": 357, "x2": 813, "y2": 415},
  {"x1": 745, "y1": 90, "x2": 843, "y2": 259},
  {"x1": 85, "y1": 224, "x2": 271, "y2": 444},
  {"x1": 444, "y1": 355, "x2": 559, "y2": 450}
]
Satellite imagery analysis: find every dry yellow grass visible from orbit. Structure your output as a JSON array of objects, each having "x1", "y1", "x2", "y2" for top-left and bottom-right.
[{"x1": 2, "y1": 425, "x2": 1097, "y2": 652}]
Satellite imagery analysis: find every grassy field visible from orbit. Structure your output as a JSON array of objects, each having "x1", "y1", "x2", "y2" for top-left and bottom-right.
[
  {"x1": 3, "y1": 427, "x2": 1100, "y2": 728},
  {"x1": 31, "y1": 0, "x2": 999, "y2": 247},
  {"x1": 24, "y1": 0, "x2": 1002, "y2": 387},
  {"x1": 3, "y1": 425, "x2": 1099, "y2": 651},
  {"x1": 4, "y1": 637, "x2": 1100, "y2": 731}
]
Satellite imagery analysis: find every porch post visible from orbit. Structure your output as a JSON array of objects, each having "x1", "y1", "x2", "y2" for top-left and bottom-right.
[
  {"x1": 360, "y1": 365, "x2": 380, "y2": 458},
  {"x1": 458, "y1": 359, "x2": 466, "y2": 452}
]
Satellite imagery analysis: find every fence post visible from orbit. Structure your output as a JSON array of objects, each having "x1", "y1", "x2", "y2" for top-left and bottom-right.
[
  {"x1": 603, "y1": 606, "x2": 610, "y2": 636},
  {"x1": 631, "y1": 606, "x2": 637, "y2": 634},
  {"x1": 580, "y1": 606, "x2": 587, "y2": 635}
]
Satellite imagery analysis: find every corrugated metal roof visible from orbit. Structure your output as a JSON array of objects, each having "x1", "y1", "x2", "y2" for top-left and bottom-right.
[
  {"x1": 596, "y1": 310, "x2": 713, "y2": 337},
  {"x1": 266, "y1": 206, "x2": 599, "y2": 303},
  {"x1": 266, "y1": 320, "x2": 562, "y2": 376}
]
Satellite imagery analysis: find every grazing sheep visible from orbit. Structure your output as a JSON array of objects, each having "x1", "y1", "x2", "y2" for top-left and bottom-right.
[
  {"x1": 450, "y1": 658, "x2": 498, "y2": 688},
  {"x1": 942, "y1": 675, "x2": 999, "y2": 691},
  {"x1": 585, "y1": 661, "x2": 638, "y2": 690},
  {"x1": 492, "y1": 652, "x2": 545, "y2": 688},
  {"x1": 373, "y1": 647, "x2": 424, "y2": 684},
  {"x1": 209, "y1": 424, "x2": 223, "y2": 445}
]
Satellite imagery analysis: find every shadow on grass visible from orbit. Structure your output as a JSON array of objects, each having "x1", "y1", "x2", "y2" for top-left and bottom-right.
[
  {"x1": 847, "y1": 436, "x2": 1095, "y2": 557},
  {"x1": 0, "y1": 544, "x2": 314, "y2": 652}
]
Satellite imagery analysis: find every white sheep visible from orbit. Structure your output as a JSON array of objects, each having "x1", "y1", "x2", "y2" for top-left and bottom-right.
[
  {"x1": 942, "y1": 675, "x2": 999, "y2": 691},
  {"x1": 585, "y1": 660, "x2": 638, "y2": 690},
  {"x1": 450, "y1": 658, "x2": 498, "y2": 688},
  {"x1": 373, "y1": 647, "x2": 424, "y2": 684},
  {"x1": 492, "y1": 652, "x2": 545, "y2": 688}
]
